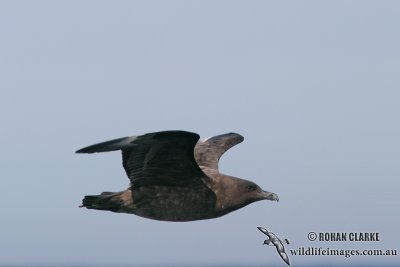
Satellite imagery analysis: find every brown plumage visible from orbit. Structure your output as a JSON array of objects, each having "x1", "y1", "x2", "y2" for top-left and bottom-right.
[{"x1": 76, "y1": 130, "x2": 278, "y2": 221}]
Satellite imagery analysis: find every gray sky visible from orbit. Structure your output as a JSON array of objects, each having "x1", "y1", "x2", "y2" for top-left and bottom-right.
[{"x1": 1, "y1": 1, "x2": 399, "y2": 266}]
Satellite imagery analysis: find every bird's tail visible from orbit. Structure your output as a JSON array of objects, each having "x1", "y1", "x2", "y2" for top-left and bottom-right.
[{"x1": 80, "y1": 191, "x2": 123, "y2": 212}]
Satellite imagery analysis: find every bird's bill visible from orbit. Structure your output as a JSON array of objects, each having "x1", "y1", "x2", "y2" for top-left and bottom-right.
[{"x1": 261, "y1": 191, "x2": 279, "y2": 202}]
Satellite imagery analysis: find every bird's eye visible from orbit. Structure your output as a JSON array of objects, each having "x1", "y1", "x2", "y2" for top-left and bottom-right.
[{"x1": 246, "y1": 184, "x2": 258, "y2": 191}]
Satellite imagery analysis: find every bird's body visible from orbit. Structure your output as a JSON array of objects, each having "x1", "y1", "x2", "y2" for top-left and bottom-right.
[{"x1": 77, "y1": 131, "x2": 278, "y2": 221}]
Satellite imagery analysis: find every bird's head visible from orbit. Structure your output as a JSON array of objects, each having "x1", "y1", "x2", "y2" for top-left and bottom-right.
[
  {"x1": 263, "y1": 239, "x2": 273, "y2": 245},
  {"x1": 241, "y1": 180, "x2": 279, "y2": 202},
  {"x1": 217, "y1": 176, "x2": 279, "y2": 214}
]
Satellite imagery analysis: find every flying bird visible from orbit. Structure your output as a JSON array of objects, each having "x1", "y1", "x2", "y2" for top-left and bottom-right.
[
  {"x1": 76, "y1": 130, "x2": 279, "y2": 222},
  {"x1": 257, "y1": 227, "x2": 290, "y2": 266}
]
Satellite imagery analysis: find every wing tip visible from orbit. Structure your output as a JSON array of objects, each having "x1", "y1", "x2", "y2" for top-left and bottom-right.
[
  {"x1": 222, "y1": 132, "x2": 244, "y2": 143},
  {"x1": 232, "y1": 132, "x2": 244, "y2": 142},
  {"x1": 75, "y1": 147, "x2": 92, "y2": 154},
  {"x1": 75, "y1": 136, "x2": 133, "y2": 154}
]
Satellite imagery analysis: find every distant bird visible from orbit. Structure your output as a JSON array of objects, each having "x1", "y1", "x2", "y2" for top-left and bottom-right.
[
  {"x1": 257, "y1": 227, "x2": 290, "y2": 266},
  {"x1": 76, "y1": 130, "x2": 279, "y2": 222}
]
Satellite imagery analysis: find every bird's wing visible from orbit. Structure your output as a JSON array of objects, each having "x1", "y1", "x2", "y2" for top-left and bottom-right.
[
  {"x1": 258, "y1": 227, "x2": 280, "y2": 240},
  {"x1": 276, "y1": 243, "x2": 291, "y2": 266},
  {"x1": 257, "y1": 227, "x2": 272, "y2": 238},
  {"x1": 76, "y1": 130, "x2": 210, "y2": 188},
  {"x1": 194, "y1": 133, "x2": 244, "y2": 170},
  {"x1": 267, "y1": 231, "x2": 279, "y2": 240}
]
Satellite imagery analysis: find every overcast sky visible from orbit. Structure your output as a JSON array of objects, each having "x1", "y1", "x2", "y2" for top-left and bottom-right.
[{"x1": 1, "y1": 1, "x2": 399, "y2": 266}]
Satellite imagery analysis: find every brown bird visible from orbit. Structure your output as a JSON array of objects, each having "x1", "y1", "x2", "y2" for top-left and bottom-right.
[{"x1": 76, "y1": 130, "x2": 279, "y2": 221}]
